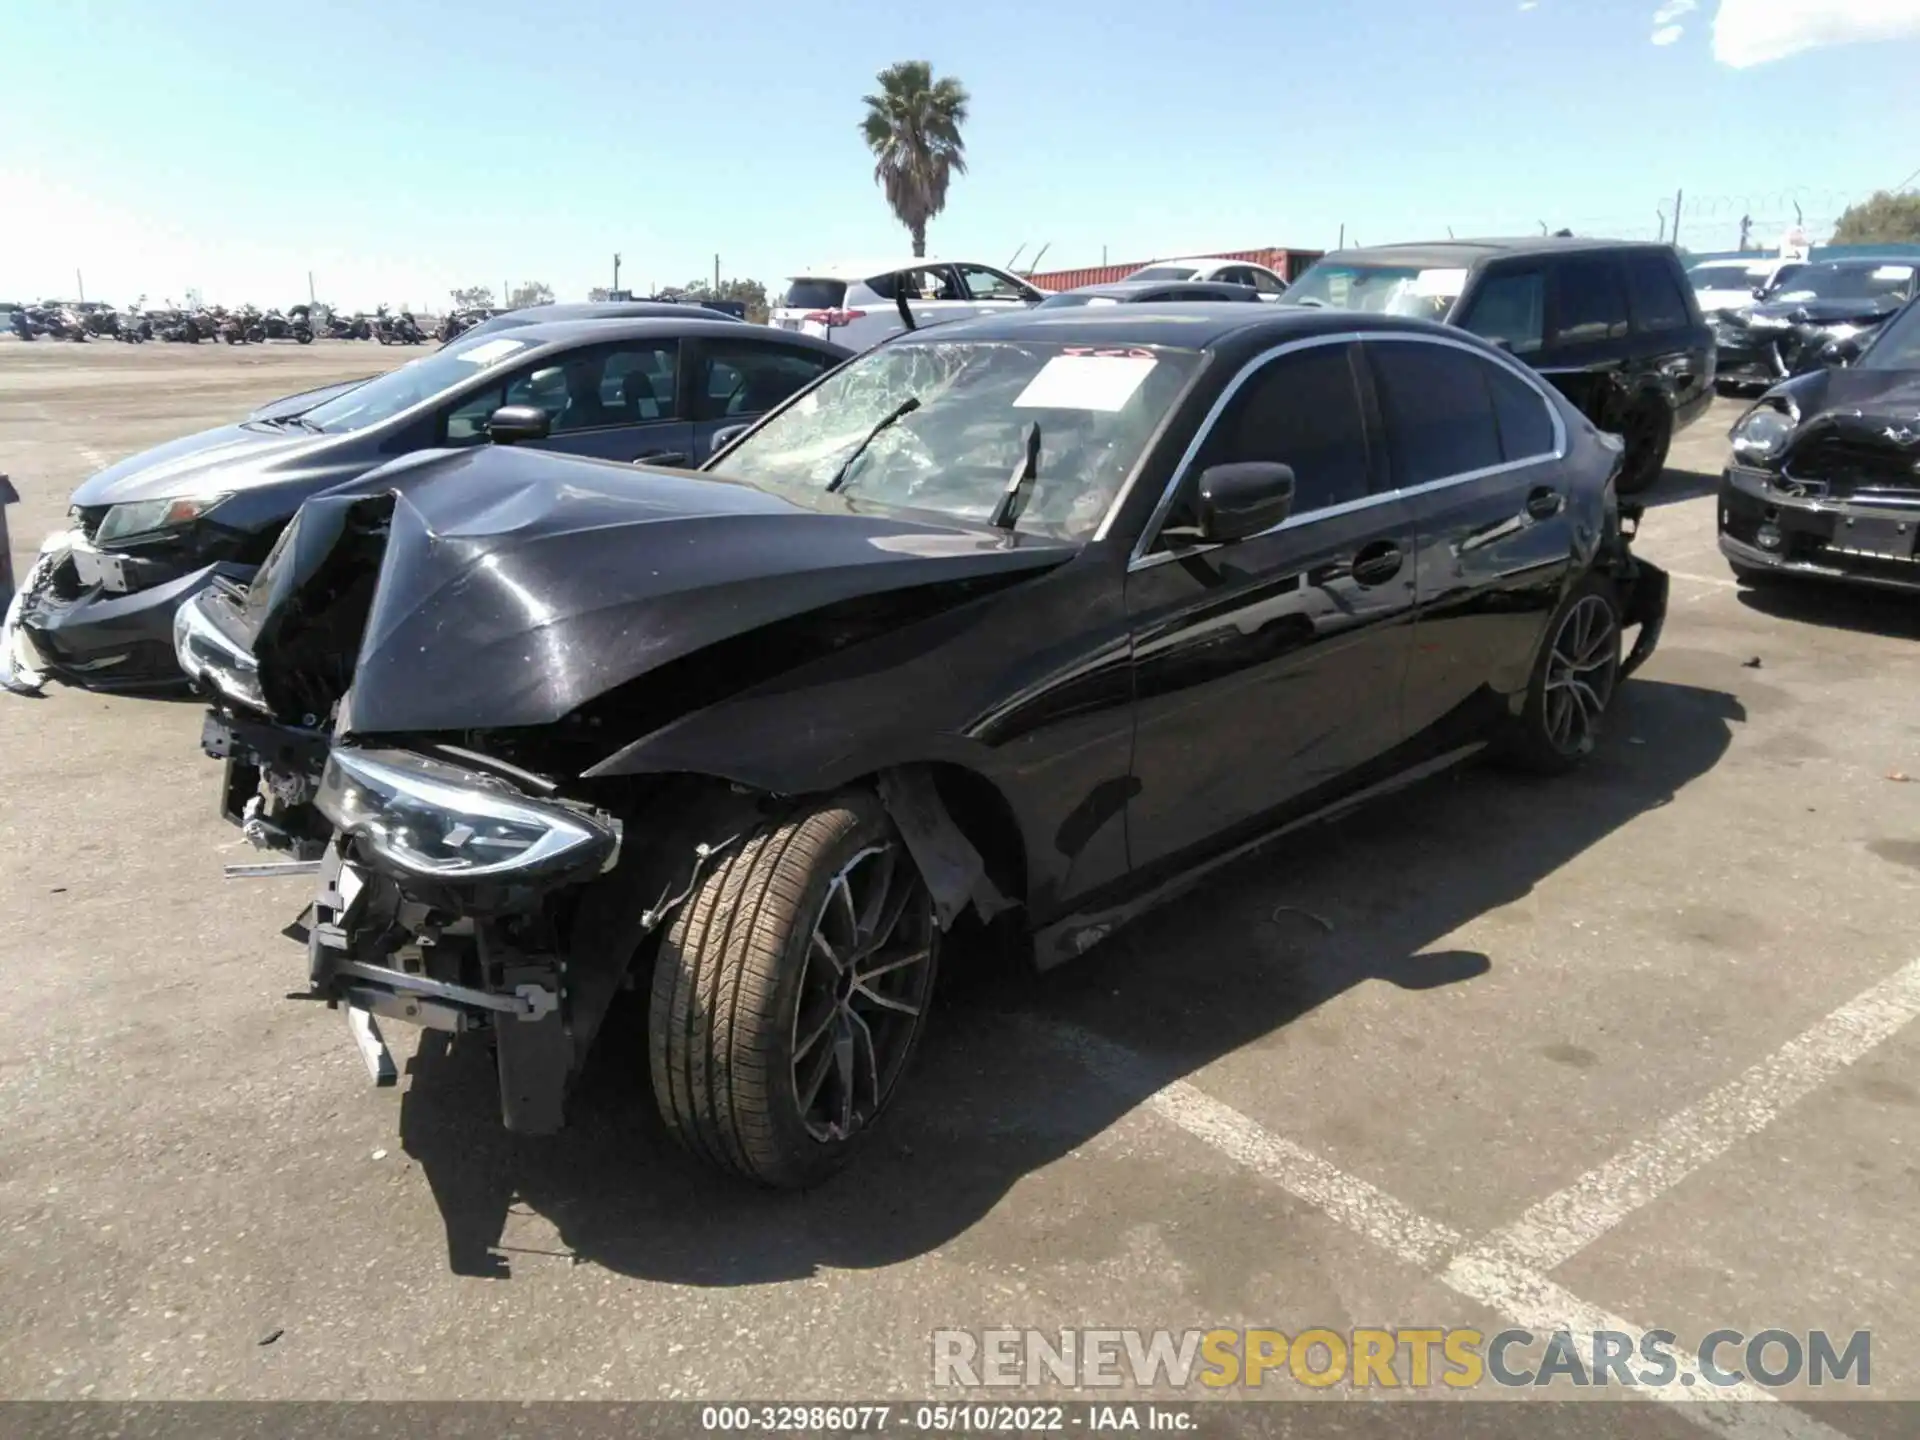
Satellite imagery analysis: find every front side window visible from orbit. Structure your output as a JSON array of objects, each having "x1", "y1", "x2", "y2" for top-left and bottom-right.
[
  {"x1": 1551, "y1": 258, "x2": 1629, "y2": 345},
  {"x1": 867, "y1": 267, "x2": 964, "y2": 302},
  {"x1": 1624, "y1": 253, "x2": 1693, "y2": 332},
  {"x1": 499, "y1": 341, "x2": 679, "y2": 432},
  {"x1": 697, "y1": 343, "x2": 838, "y2": 421},
  {"x1": 955, "y1": 265, "x2": 1033, "y2": 303},
  {"x1": 1179, "y1": 343, "x2": 1372, "y2": 523},
  {"x1": 708, "y1": 340, "x2": 1205, "y2": 539},
  {"x1": 1859, "y1": 298, "x2": 1920, "y2": 370},
  {"x1": 1459, "y1": 270, "x2": 1545, "y2": 355},
  {"x1": 1368, "y1": 341, "x2": 1503, "y2": 485}
]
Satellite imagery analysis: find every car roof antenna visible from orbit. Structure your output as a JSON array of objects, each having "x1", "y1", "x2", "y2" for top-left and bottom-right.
[{"x1": 990, "y1": 422, "x2": 1042, "y2": 531}]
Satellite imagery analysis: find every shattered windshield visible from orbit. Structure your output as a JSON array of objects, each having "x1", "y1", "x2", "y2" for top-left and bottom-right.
[
  {"x1": 1772, "y1": 263, "x2": 1916, "y2": 306},
  {"x1": 1283, "y1": 262, "x2": 1466, "y2": 321},
  {"x1": 297, "y1": 333, "x2": 535, "y2": 432},
  {"x1": 707, "y1": 339, "x2": 1204, "y2": 538}
]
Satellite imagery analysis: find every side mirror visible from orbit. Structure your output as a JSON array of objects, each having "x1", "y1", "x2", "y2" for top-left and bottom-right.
[
  {"x1": 1195, "y1": 462, "x2": 1295, "y2": 543},
  {"x1": 487, "y1": 405, "x2": 551, "y2": 445},
  {"x1": 709, "y1": 422, "x2": 753, "y2": 456},
  {"x1": 1752, "y1": 285, "x2": 1770, "y2": 300}
]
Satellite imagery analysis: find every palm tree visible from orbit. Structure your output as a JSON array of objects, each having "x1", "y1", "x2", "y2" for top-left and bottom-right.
[{"x1": 859, "y1": 61, "x2": 970, "y2": 258}]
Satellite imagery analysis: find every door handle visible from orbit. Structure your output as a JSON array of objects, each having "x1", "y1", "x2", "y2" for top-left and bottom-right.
[
  {"x1": 1525, "y1": 486, "x2": 1564, "y2": 520},
  {"x1": 634, "y1": 451, "x2": 688, "y2": 467},
  {"x1": 1351, "y1": 542, "x2": 1404, "y2": 587}
]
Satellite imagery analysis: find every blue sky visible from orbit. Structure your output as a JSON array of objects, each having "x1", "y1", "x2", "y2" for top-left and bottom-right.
[{"x1": 1, "y1": 0, "x2": 1916, "y2": 309}]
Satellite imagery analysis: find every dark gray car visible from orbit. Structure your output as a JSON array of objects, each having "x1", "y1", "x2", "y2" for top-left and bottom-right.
[{"x1": 13, "y1": 317, "x2": 849, "y2": 689}]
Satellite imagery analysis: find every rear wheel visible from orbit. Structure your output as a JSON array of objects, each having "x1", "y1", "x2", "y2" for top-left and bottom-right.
[
  {"x1": 1500, "y1": 576, "x2": 1623, "y2": 775},
  {"x1": 1614, "y1": 399, "x2": 1672, "y2": 496},
  {"x1": 648, "y1": 792, "x2": 938, "y2": 1188}
]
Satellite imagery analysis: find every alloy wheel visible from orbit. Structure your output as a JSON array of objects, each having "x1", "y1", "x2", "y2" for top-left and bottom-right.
[
  {"x1": 1542, "y1": 594, "x2": 1619, "y2": 755},
  {"x1": 790, "y1": 843, "x2": 935, "y2": 1143}
]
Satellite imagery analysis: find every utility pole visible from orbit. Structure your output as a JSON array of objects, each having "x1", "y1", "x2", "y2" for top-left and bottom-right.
[
  {"x1": 308, "y1": 271, "x2": 316, "y2": 306},
  {"x1": 75, "y1": 269, "x2": 84, "y2": 303},
  {"x1": 613, "y1": 252, "x2": 622, "y2": 292},
  {"x1": 1102, "y1": 244, "x2": 1107, "y2": 266},
  {"x1": 713, "y1": 253, "x2": 721, "y2": 294},
  {"x1": 1739, "y1": 214, "x2": 1752, "y2": 250},
  {"x1": 1338, "y1": 223, "x2": 1345, "y2": 250},
  {"x1": 1672, "y1": 188, "x2": 1684, "y2": 247}
]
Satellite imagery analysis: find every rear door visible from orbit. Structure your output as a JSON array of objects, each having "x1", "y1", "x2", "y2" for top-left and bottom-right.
[
  {"x1": 1124, "y1": 339, "x2": 1417, "y2": 873},
  {"x1": 1364, "y1": 335, "x2": 1576, "y2": 751},
  {"x1": 1534, "y1": 254, "x2": 1635, "y2": 427},
  {"x1": 1621, "y1": 247, "x2": 1714, "y2": 424},
  {"x1": 685, "y1": 337, "x2": 843, "y2": 461}
]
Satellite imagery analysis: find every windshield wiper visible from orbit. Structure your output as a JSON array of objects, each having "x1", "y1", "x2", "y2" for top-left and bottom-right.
[
  {"x1": 824, "y1": 396, "x2": 920, "y2": 494},
  {"x1": 989, "y1": 422, "x2": 1042, "y2": 531},
  {"x1": 258, "y1": 412, "x2": 323, "y2": 432}
]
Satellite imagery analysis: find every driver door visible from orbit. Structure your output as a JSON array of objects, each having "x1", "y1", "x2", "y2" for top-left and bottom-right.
[{"x1": 1123, "y1": 340, "x2": 1416, "y2": 873}]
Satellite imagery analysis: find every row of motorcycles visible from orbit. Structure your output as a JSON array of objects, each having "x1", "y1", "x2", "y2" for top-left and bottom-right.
[{"x1": 9, "y1": 302, "x2": 429, "y2": 345}]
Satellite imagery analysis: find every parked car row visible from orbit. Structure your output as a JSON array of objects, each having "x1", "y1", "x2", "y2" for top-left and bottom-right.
[{"x1": 1685, "y1": 254, "x2": 1919, "y2": 393}]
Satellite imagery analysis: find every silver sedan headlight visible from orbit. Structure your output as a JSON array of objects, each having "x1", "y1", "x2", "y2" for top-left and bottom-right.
[
  {"x1": 315, "y1": 748, "x2": 619, "y2": 883},
  {"x1": 94, "y1": 493, "x2": 231, "y2": 546}
]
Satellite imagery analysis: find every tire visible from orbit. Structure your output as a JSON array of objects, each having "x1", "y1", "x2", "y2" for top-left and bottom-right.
[
  {"x1": 1499, "y1": 574, "x2": 1624, "y2": 775},
  {"x1": 648, "y1": 791, "x2": 938, "y2": 1188},
  {"x1": 1614, "y1": 399, "x2": 1672, "y2": 496}
]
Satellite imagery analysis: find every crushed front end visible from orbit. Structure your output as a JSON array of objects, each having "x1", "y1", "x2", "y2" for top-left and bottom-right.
[{"x1": 1719, "y1": 390, "x2": 1920, "y2": 594}]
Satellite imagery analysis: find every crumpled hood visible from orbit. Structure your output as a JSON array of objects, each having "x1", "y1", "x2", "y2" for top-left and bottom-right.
[
  {"x1": 70, "y1": 422, "x2": 340, "y2": 506},
  {"x1": 1774, "y1": 366, "x2": 1920, "y2": 444},
  {"x1": 252, "y1": 445, "x2": 1076, "y2": 735}
]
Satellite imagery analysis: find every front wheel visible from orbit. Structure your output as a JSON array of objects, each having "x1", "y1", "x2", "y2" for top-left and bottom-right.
[
  {"x1": 649, "y1": 792, "x2": 938, "y2": 1188},
  {"x1": 1499, "y1": 576, "x2": 1623, "y2": 775}
]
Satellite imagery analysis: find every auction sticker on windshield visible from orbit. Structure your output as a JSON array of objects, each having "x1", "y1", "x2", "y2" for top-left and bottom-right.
[{"x1": 1013, "y1": 355, "x2": 1157, "y2": 411}]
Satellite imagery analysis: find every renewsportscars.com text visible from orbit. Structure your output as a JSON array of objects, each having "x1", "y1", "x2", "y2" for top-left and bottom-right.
[{"x1": 932, "y1": 1327, "x2": 1871, "y2": 1391}]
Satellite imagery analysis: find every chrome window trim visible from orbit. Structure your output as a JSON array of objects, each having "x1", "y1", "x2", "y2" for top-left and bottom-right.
[{"x1": 1123, "y1": 329, "x2": 1567, "y2": 571}]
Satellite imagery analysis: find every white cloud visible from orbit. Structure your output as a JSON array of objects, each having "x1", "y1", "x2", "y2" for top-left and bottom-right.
[
  {"x1": 1518, "y1": 2, "x2": 1538, "y2": 10},
  {"x1": 1653, "y1": 0, "x2": 1698, "y2": 23},
  {"x1": 1713, "y1": 0, "x2": 1920, "y2": 67},
  {"x1": 1651, "y1": 22, "x2": 1686, "y2": 42}
]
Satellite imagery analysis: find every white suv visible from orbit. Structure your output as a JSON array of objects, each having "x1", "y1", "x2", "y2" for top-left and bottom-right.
[
  {"x1": 1125, "y1": 257, "x2": 1289, "y2": 298},
  {"x1": 771, "y1": 259, "x2": 1047, "y2": 351}
]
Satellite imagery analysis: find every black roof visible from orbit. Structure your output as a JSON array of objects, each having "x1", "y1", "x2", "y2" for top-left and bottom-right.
[
  {"x1": 1312, "y1": 237, "x2": 1672, "y2": 269},
  {"x1": 906, "y1": 304, "x2": 1449, "y2": 350}
]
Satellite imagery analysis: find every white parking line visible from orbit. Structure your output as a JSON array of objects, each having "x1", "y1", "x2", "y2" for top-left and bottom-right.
[
  {"x1": 1044, "y1": 1021, "x2": 1858, "y2": 1439},
  {"x1": 1668, "y1": 570, "x2": 1740, "y2": 590},
  {"x1": 77, "y1": 445, "x2": 108, "y2": 470},
  {"x1": 1470, "y1": 955, "x2": 1920, "y2": 1274}
]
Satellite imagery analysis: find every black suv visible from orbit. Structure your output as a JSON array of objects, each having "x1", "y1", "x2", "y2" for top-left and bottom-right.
[{"x1": 1285, "y1": 238, "x2": 1715, "y2": 493}]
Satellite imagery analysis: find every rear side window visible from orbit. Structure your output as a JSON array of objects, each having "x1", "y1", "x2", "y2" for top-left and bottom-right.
[
  {"x1": 1188, "y1": 343, "x2": 1372, "y2": 518},
  {"x1": 1485, "y1": 363, "x2": 1557, "y2": 461},
  {"x1": 1368, "y1": 341, "x2": 1503, "y2": 485},
  {"x1": 782, "y1": 279, "x2": 847, "y2": 310},
  {"x1": 1458, "y1": 270, "x2": 1544, "y2": 355},
  {"x1": 1551, "y1": 259, "x2": 1630, "y2": 345},
  {"x1": 1624, "y1": 252, "x2": 1693, "y2": 332}
]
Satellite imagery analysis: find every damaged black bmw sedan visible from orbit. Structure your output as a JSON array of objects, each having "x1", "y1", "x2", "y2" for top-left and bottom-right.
[
  {"x1": 1720, "y1": 295, "x2": 1920, "y2": 592},
  {"x1": 176, "y1": 305, "x2": 1667, "y2": 1188}
]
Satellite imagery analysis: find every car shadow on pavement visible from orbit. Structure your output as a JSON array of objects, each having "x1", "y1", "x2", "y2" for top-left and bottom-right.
[
  {"x1": 1638, "y1": 463, "x2": 1718, "y2": 509},
  {"x1": 1735, "y1": 578, "x2": 1920, "y2": 642},
  {"x1": 398, "y1": 677, "x2": 1742, "y2": 1283}
]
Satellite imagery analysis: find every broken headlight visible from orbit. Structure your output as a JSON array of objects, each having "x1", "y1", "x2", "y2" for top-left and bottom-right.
[
  {"x1": 94, "y1": 493, "x2": 231, "y2": 546},
  {"x1": 315, "y1": 747, "x2": 617, "y2": 883},
  {"x1": 1730, "y1": 406, "x2": 1794, "y2": 463}
]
